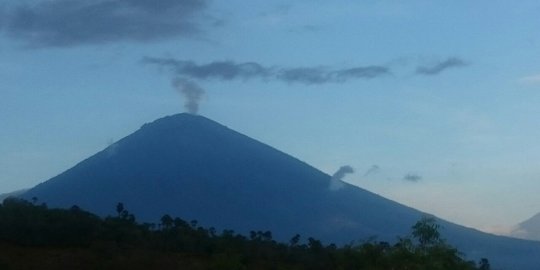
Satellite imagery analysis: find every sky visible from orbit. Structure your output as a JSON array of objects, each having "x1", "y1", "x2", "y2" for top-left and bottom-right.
[{"x1": 1, "y1": 0, "x2": 540, "y2": 235}]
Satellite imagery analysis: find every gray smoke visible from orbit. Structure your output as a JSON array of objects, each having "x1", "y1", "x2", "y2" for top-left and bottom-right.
[
  {"x1": 172, "y1": 78, "x2": 205, "y2": 114},
  {"x1": 416, "y1": 57, "x2": 468, "y2": 75},
  {"x1": 330, "y1": 165, "x2": 354, "y2": 191},
  {"x1": 403, "y1": 173, "x2": 422, "y2": 182},
  {"x1": 363, "y1": 165, "x2": 380, "y2": 177},
  {"x1": 143, "y1": 57, "x2": 391, "y2": 84}
]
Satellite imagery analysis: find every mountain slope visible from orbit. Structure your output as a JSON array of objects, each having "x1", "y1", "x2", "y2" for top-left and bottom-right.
[{"x1": 22, "y1": 113, "x2": 540, "y2": 269}]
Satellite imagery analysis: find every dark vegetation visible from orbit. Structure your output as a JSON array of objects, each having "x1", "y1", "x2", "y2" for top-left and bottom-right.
[{"x1": 0, "y1": 197, "x2": 491, "y2": 270}]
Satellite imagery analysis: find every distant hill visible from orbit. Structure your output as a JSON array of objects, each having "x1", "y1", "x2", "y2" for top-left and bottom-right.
[
  {"x1": 511, "y1": 212, "x2": 540, "y2": 241},
  {"x1": 0, "y1": 189, "x2": 28, "y2": 202},
  {"x1": 21, "y1": 113, "x2": 540, "y2": 270}
]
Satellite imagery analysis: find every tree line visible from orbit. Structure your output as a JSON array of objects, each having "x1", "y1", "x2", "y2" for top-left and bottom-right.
[{"x1": 0, "y1": 197, "x2": 491, "y2": 270}]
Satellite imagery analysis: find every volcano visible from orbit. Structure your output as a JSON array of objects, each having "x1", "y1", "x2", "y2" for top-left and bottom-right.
[{"x1": 21, "y1": 113, "x2": 540, "y2": 269}]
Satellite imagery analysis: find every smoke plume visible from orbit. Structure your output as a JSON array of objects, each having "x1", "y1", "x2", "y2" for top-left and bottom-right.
[
  {"x1": 403, "y1": 173, "x2": 421, "y2": 182},
  {"x1": 416, "y1": 57, "x2": 468, "y2": 75},
  {"x1": 330, "y1": 165, "x2": 354, "y2": 191},
  {"x1": 172, "y1": 78, "x2": 205, "y2": 114},
  {"x1": 143, "y1": 57, "x2": 391, "y2": 84},
  {"x1": 363, "y1": 165, "x2": 380, "y2": 177}
]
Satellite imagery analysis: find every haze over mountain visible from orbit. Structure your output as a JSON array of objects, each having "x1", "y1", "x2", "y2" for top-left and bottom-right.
[
  {"x1": 0, "y1": 189, "x2": 28, "y2": 202},
  {"x1": 21, "y1": 113, "x2": 540, "y2": 270},
  {"x1": 511, "y1": 212, "x2": 540, "y2": 241}
]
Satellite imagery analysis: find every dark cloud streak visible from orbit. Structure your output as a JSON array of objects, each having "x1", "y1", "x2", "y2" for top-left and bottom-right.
[
  {"x1": 416, "y1": 57, "x2": 468, "y2": 75},
  {"x1": 1, "y1": 0, "x2": 210, "y2": 47},
  {"x1": 335, "y1": 66, "x2": 390, "y2": 80},
  {"x1": 363, "y1": 165, "x2": 380, "y2": 177},
  {"x1": 143, "y1": 57, "x2": 391, "y2": 84},
  {"x1": 277, "y1": 67, "x2": 330, "y2": 84},
  {"x1": 0, "y1": 6, "x2": 5, "y2": 30},
  {"x1": 143, "y1": 58, "x2": 270, "y2": 81},
  {"x1": 403, "y1": 173, "x2": 422, "y2": 182}
]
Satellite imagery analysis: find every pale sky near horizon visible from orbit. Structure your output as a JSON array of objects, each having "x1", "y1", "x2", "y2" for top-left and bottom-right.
[{"x1": 2, "y1": 0, "x2": 540, "y2": 235}]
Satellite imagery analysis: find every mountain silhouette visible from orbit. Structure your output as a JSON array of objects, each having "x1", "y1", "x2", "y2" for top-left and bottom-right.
[{"x1": 21, "y1": 113, "x2": 540, "y2": 269}]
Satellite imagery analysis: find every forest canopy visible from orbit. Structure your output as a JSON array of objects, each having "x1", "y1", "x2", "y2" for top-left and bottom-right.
[{"x1": 0, "y1": 198, "x2": 490, "y2": 270}]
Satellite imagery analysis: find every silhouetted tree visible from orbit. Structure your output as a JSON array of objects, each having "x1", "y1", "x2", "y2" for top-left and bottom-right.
[
  {"x1": 160, "y1": 214, "x2": 173, "y2": 230},
  {"x1": 479, "y1": 258, "x2": 491, "y2": 270},
  {"x1": 412, "y1": 216, "x2": 441, "y2": 248},
  {"x1": 289, "y1": 234, "x2": 301, "y2": 247},
  {"x1": 116, "y1": 202, "x2": 124, "y2": 216}
]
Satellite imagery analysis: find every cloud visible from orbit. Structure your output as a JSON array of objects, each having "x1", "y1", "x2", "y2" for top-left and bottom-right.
[
  {"x1": 172, "y1": 78, "x2": 205, "y2": 114},
  {"x1": 334, "y1": 66, "x2": 391, "y2": 80},
  {"x1": 143, "y1": 58, "x2": 270, "y2": 81},
  {"x1": 287, "y1": 25, "x2": 323, "y2": 34},
  {"x1": 0, "y1": 5, "x2": 5, "y2": 28},
  {"x1": 258, "y1": 4, "x2": 293, "y2": 17},
  {"x1": 277, "y1": 67, "x2": 329, "y2": 84},
  {"x1": 278, "y1": 66, "x2": 390, "y2": 84},
  {"x1": 0, "y1": 0, "x2": 211, "y2": 47},
  {"x1": 416, "y1": 57, "x2": 468, "y2": 75},
  {"x1": 106, "y1": 142, "x2": 120, "y2": 158},
  {"x1": 330, "y1": 165, "x2": 354, "y2": 191},
  {"x1": 143, "y1": 57, "x2": 391, "y2": 84},
  {"x1": 403, "y1": 173, "x2": 421, "y2": 182},
  {"x1": 363, "y1": 165, "x2": 380, "y2": 177},
  {"x1": 518, "y1": 74, "x2": 540, "y2": 85}
]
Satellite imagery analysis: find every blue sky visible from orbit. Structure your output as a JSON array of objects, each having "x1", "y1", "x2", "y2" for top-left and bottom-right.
[{"x1": 2, "y1": 0, "x2": 540, "y2": 235}]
